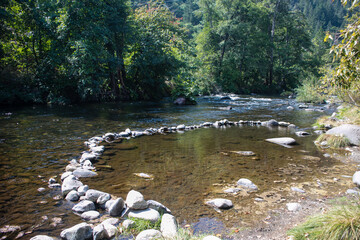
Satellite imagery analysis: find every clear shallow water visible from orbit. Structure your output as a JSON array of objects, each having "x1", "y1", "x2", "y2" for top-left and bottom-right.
[{"x1": 0, "y1": 96, "x2": 352, "y2": 239}]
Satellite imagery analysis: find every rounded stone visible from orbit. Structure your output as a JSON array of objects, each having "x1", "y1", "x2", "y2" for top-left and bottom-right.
[
  {"x1": 72, "y1": 200, "x2": 96, "y2": 213},
  {"x1": 286, "y1": 203, "x2": 302, "y2": 212},
  {"x1": 160, "y1": 214, "x2": 178, "y2": 238},
  {"x1": 126, "y1": 190, "x2": 148, "y2": 210},
  {"x1": 128, "y1": 208, "x2": 160, "y2": 223},
  {"x1": 60, "y1": 223, "x2": 92, "y2": 240},
  {"x1": 135, "y1": 229, "x2": 162, "y2": 240},
  {"x1": 81, "y1": 210, "x2": 100, "y2": 220},
  {"x1": 237, "y1": 178, "x2": 258, "y2": 190},
  {"x1": 65, "y1": 190, "x2": 80, "y2": 201},
  {"x1": 205, "y1": 199, "x2": 233, "y2": 209}
]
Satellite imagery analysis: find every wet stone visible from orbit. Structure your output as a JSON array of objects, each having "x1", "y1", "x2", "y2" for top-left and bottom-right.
[
  {"x1": 72, "y1": 200, "x2": 96, "y2": 213},
  {"x1": 206, "y1": 199, "x2": 233, "y2": 209},
  {"x1": 81, "y1": 210, "x2": 100, "y2": 220}
]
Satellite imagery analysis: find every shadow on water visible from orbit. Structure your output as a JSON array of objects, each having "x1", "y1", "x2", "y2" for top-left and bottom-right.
[{"x1": 0, "y1": 96, "x2": 351, "y2": 239}]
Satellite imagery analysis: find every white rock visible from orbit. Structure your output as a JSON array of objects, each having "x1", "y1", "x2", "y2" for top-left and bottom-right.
[
  {"x1": 147, "y1": 200, "x2": 171, "y2": 214},
  {"x1": 80, "y1": 152, "x2": 97, "y2": 163},
  {"x1": 122, "y1": 219, "x2": 135, "y2": 229},
  {"x1": 77, "y1": 185, "x2": 89, "y2": 196},
  {"x1": 61, "y1": 175, "x2": 83, "y2": 196},
  {"x1": 101, "y1": 218, "x2": 120, "y2": 226},
  {"x1": 286, "y1": 203, "x2": 302, "y2": 212},
  {"x1": 72, "y1": 200, "x2": 96, "y2": 213},
  {"x1": 97, "y1": 193, "x2": 111, "y2": 205},
  {"x1": 81, "y1": 210, "x2": 100, "y2": 220},
  {"x1": 61, "y1": 172, "x2": 73, "y2": 181},
  {"x1": 102, "y1": 223, "x2": 118, "y2": 239},
  {"x1": 128, "y1": 208, "x2": 160, "y2": 223},
  {"x1": 160, "y1": 214, "x2": 178, "y2": 238},
  {"x1": 176, "y1": 124, "x2": 186, "y2": 130},
  {"x1": 346, "y1": 189, "x2": 360, "y2": 195},
  {"x1": 237, "y1": 178, "x2": 258, "y2": 191},
  {"x1": 224, "y1": 188, "x2": 241, "y2": 194},
  {"x1": 135, "y1": 229, "x2": 162, "y2": 240},
  {"x1": 60, "y1": 223, "x2": 93, "y2": 240},
  {"x1": 353, "y1": 171, "x2": 360, "y2": 186},
  {"x1": 265, "y1": 137, "x2": 297, "y2": 146},
  {"x1": 203, "y1": 236, "x2": 222, "y2": 240},
  {"x1": 85, "y1": 189, "x2": 106, "y2": 202},
  {"x1": 30, "y1": 235, "x2": 54, "y2": 240},
  {"x1": 205, "y1": 199, "x2": 233, "y2": 209},
  {"x1": 291, "y1": 187, "x2": 306, "y2": 193},
  {"x1": 73, "y1": 168, "x2": 97, "y2": 178},
  {"x1": 126, "y1": 190, "x2": 148, "y2": 210},
  {"x1": 65, "y1": 190, "x2": 80, "y2": 201}
]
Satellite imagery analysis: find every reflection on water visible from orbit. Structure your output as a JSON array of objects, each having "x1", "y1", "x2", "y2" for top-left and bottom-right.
[{"x1": 0, "y1": 96, "x2": 353, "y2": 238}]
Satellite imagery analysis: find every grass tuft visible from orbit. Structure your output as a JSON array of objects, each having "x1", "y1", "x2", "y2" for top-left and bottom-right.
[
  {"x1": 316, "y1": 134, "x2": 351, "y2": 148},
  {"x1": 123, "y1": 217, "x2": 161, "y2": 235},
  {"x1": 288, "y1": 202, "x2": 360, "y2": 240}
]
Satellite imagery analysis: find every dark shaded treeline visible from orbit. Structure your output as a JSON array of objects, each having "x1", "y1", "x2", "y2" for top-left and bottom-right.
[{"x1": 0, "y1": 0, "x2": 346, "y2": 105}]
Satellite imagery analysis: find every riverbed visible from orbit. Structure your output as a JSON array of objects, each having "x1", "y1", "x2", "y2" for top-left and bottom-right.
[{"x1": 0, "y1": 96, "x2": 356, "y2": 239}]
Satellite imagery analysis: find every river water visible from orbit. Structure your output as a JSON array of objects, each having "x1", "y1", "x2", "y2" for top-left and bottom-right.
[{"x1": 0, "y1": 96, "x2": 356, "y2": 239}]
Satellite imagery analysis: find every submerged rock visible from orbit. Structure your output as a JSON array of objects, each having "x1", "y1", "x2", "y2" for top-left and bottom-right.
[
  {"x1": 291, "y1": 187, "x2": 306, "y2": 194},
  {"x1": 230, "y1": 151, "x2": 256, "y2": 156}
]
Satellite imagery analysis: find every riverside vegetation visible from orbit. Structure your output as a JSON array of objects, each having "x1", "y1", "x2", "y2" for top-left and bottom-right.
[{"x1": 0, "y1": 0, "x2": 358, "y2": 105}]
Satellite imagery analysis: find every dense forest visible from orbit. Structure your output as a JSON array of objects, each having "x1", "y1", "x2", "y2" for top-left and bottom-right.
[{"x1": 0, "y1": 0, "x2": 357, "y2": 104}]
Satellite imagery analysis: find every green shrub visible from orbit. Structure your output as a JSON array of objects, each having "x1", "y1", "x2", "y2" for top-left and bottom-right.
[
  {"x1": 316, "y1": 134, "x2": 351, "y2": 148},
  {"x1": 288, "y1": 202, "x2": 360, "y2": 240},
  {"x1": 296, "y1": 78, "x2": 326, "y2": 103}
]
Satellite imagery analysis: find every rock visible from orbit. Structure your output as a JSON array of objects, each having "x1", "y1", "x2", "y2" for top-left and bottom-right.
[
  {"x1": 85, "y1": 189, "x2": 106, "y2": 202},
  {"x1": 230, "y1": 151, "x2": 256, "y2": 156},
  {"x1": 224, "y1": 188, "x2": 241, "y2": 194},
  {"x1": 80, "y1": 152, "x2": 98, "y2": 163},
  {"x1": 347, "y1": 189, "x2": 360, "y2": 195},
  {"x1": 176, "y1": 124, "x2": 186, "y2": 130},
  {"x1": 287, "y1": 106, "x2": 294, "y2": 110},
  {"x1": 119, "y1": 131, "x2": 130, "y2": 137},
  {"x1": 102, "y1": 223, "x2": 118, "y2": 239},
  {"x1": 72, "y1": 200, "x2": 96, "y2": 213},
  {"x1": 30, "y1": 235, "x2": 54, "y2": 240},
  {"x1": 326, "y1": 124, "x2": 360, "y2": 146},
  {"x1": 203, "y1": 236, "x2": 222, "y2": 240},
  {"x1": 202, "y1": 122, "x2": 213, "y2": 127},
  {"x1": 60, "y1": 223, "x2": 93, "y2": 240},
  {"x1": 291, "y1": 187, "x2": 306, "y2": 193},
  {"x1": 265, "y1": 137, "x2": 297, "y2": 146},
  {"x1": 174, "y1": 97, "x2": 186, "y2": 105},
  {"x1": 82, "y1": 160, "x2": 94, "y2": 170},
  {"x1": 266, "y1": 119, "x2": 279, "y2": 126},
  {"x1": 90, "y1": 145, "x2": 105, "y2": 154},
  {"x1": 122, "y1": 219, "x2": 135, "y2": 229},
  {"x1": 160, "y1": 214, "x2": 178, "y2": 238},
  {"x1": 296, "y1": 131, "x2": 310, "y2": 136},
  {"x1": 61, "y1": 172, "x2": 73, "y2": 181},
  {"x1": 298, "y1": 104, "x2": 308, "y2": 109},
  {"x1": 48, "y1": 178, "x2": 56, "y2": 184},
  {"x1": 135, "y1": 229, "x2": 162, "y2": 240},
  {"x1": 61, "y1": 175, "x2": 83, "y2": 196},
  {"x1": 134, "y1": 173, "x2": 154, "y2": 180},
  {"x1": 237, "y1": 178, "x2": 258, "y2": 191},
  {"x1": 101, "y1": 218, "x2": 120, "y2": 226},
  {"x1": 77, "y1": 185, "x2": 89, "y2": 196},
  {"x1": 278, "y1": 121, "x2": 290, "y2": 127},
  {"x1": 205, "y1": 199, "x2": 233, "y2": 209},
  {"x1": 65, "y1": 190, "x2": 80, "y2": 201},
  {"x1": 104, "y1": 200, "x2": 115, "y2": 210},
  {"x1": 93, "y1": 224, "x2": 107, "y2": 240},
  {"x1": 314, "y1": 130, "x2": 324, "y2": 135},
  {"x1": 353, "y1": 171, "x2": 360, "y2": 186},
  {"x1": 73, "y1": 169, "x2": 97, "y2": 178},
  {"x1": 126, "y1": 190, "x2": 148, "y2": 210},
  {"x1": 81, "y1": 210, "x2": 100, "y2": 220},
  {"x1": 128, "y1": 208, "x2": 161, "y2": 223},
  {"x1": 38, "y1": 187, "x2": 46, "y2": 192},
  {"x1": 147, "y1": 200, "x2": 171, "y2": 214},
  {"x1": 109, "y1": 198, "x2": 125, "y2": 217},
  {"x1": 286, "y1": 203, "x2": 302, "y2": 212},
  {"x1": 97, "y1": 193, "x2": 111, "y2": 205},
  {"x1": 48, "y1": 183, "x2": 61, "y2": 188},
  {"x1": 254, "y1": 198, "x2": 265, "y2": 202}
]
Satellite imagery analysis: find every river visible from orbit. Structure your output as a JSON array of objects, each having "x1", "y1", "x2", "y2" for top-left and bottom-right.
[{"x1": 0, "y1": 96, "x2": 356, "y2": 239}]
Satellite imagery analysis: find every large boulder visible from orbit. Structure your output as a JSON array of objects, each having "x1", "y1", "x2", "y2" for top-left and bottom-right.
[
  {"x1": 61, "y1": 175, "x2": 83, "y2": 196},
  {"x1": 60, "y1": 223, "x2": 93, "y2": 240},
  {"x1": 265, "y1": 137, "x2": 297, "y2": 147},
  {"x1": 135, "y1": 229, "x2": 162, "y2": 240},
  {"x1": 126, "y1": 190, "x2": 148, "y2": 210},
  {"x1": 205, "y1": 199, "x2": 233, "y2": 209},
  {"x1": 326, "y1": 124, "x2": 360, "y2": 145},
  {"x1": 128, "y1": 208, "x2": 160, "y2": 223},
  {"x1": 160, "y1": 214, "x2": 178, "y2": 238}
]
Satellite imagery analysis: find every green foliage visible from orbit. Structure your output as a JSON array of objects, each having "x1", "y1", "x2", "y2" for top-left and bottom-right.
[
  {"x1": 288, "y1": 200, "x2": 360, "y2": 239},
  {"x1": 295, "y1": 77, "x2": 326, "y2": 103},
  {"x1": 323, "y1": 0, "x2": 360, "y2": 105},
  {"x1": 123, "y1": 217, "x2": 161, "y2": 235}
]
